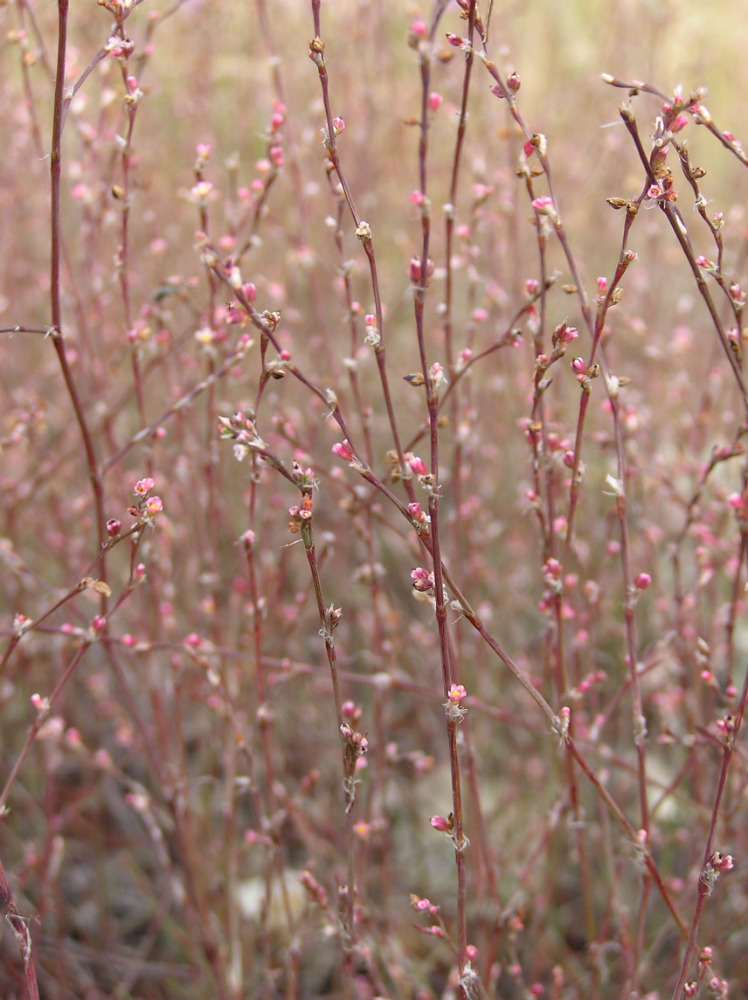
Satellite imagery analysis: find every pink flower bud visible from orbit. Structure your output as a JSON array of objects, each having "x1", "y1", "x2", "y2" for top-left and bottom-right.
[
  {"x1": 532, "y1": 196, "x2": 554, "y2": 212},
  {"x1": 670, "y1": 114, "x2": 688, "y2": 132},
  {"x1": 332, "y1": 439, "x2": 355, "y2": 463}
]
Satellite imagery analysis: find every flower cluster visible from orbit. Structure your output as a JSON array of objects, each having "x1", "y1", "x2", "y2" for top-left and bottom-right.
[
  {"x1": 218, "y1": 411, "x2": 267, "y2": 462},
  {"x1": 127, "y1": 477, "x2": 164, "y2": 525},
  {"x1": 700, "y1": 851, "x2": 735, "y2": 895}
]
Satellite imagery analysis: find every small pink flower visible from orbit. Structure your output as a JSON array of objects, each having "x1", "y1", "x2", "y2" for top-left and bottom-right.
[
  {"x1": 428, "y1": 92, "x2": 443, "y2": 111},
  {"x1": 634, "y1": 572, "x2": 651, "y2": 589},
  {"x1": 554, "y1": 323, "x2": 579, "y2": 346},
  {"x1": 544, "y1": 557, "x2": 561, "y2": 579},
  {"x1": 409, "y1": 455, "x2": 428, "y2": 477},
  {"x1": 708, "y1": 851, "x2": 734, "y2": 873},
  {"x1": 429, "y1": 361, "x2": 446, "y2": 390},
  {"x1": 532, "y1": 195, "x2": 554, "y2": 213},
  {"x1": 342, "y1": 700, "x2": 362, "y2": 722},
  {"x1": 408, "y1": 256, "x2": 435, "y2": 284},
  {"x1": 430, "y1": 814, "x2": 452, "y2": 832},
  {"x1": 134, "y1": 477, "x2": 155, "y2": 496},
  {"x1": 145, "y1": 496, "x2": 163, "y2": 515},
  {"x1": 411, "y1": 566, "x2": 434, "y2": 592},
  {"x1": 332, "y1": 439, "x2": 355, "y2": 462},
  {"x1": 410, "y1": 190, "x2": 426, "y2": 207},
  {"x1": 447, "y1": 683, "x2": 466, "y2": 703}
]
